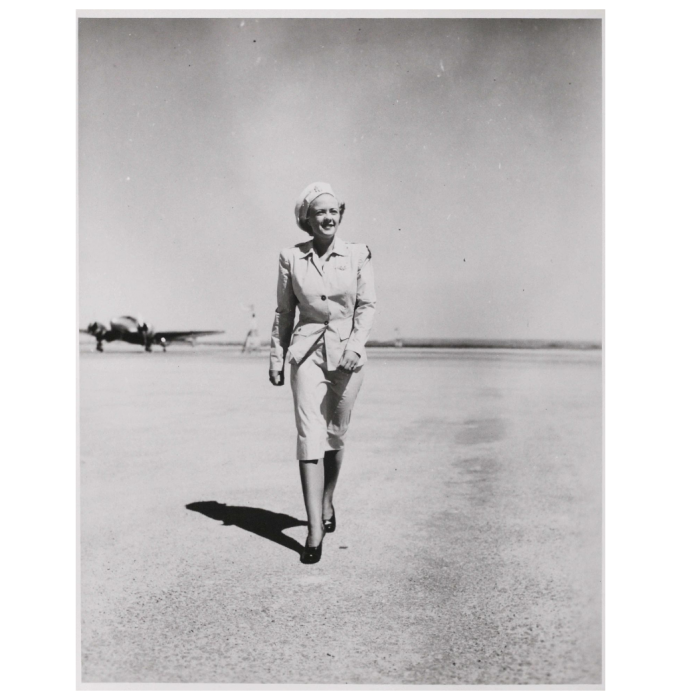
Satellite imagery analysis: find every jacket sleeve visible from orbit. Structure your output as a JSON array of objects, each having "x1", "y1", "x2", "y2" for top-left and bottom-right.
[
  {"x1": 270, "y1": 251, "x2": 297, "y2": 372},
  {"x1": 345, "y1": 246, "x2": 377, "y2": 362}
]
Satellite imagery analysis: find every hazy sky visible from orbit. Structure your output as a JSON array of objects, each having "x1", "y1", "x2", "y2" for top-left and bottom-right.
[{"x1": 79, "y1": 18, "x2": 602, "y2": 341}]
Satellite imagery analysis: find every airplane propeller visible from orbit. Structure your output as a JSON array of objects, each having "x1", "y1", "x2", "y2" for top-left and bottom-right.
[{"x1": 85, "y1": 321, "x2": 108, "y2": 352}]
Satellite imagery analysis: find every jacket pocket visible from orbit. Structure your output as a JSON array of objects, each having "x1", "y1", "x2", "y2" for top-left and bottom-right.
[
  {"x1": 335, "y1": 317, "x2": 354, "y2": 342},
  {"x1": 292, "y1": 323, "x2": 324, "y2": 338}
]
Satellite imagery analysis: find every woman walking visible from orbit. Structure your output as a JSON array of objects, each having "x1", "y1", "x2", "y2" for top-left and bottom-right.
[{"x1": 269, "y1": 182, "x2": 376, "y2": 564}]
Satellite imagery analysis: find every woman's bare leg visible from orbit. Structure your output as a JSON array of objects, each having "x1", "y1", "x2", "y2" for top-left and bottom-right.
[
  {"x1": 322, "y1": 449, "x2": 343, "y2": 520},
  {"x1": 299, "y1": 459, "x2": 325, "y2": 546}
]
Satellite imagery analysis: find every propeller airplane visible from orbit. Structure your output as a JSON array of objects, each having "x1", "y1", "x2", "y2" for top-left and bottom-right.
[{"x1": 80, "y1": 315, "x2": 223, "y2": 352}]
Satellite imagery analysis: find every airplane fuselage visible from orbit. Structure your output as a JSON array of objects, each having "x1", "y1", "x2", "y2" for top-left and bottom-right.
[{"x1": 109, "y1": 316, "x2": 146, "y2": 335}]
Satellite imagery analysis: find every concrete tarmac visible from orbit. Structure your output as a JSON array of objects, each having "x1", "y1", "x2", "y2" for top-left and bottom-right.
[{"x1": 79, "y1": 346, "x2": 602, "y2": 685}]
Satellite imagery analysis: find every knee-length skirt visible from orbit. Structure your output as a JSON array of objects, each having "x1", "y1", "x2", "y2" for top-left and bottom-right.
[{"x1": 290, "y1": 341, "x2": 364, "y2": 460}]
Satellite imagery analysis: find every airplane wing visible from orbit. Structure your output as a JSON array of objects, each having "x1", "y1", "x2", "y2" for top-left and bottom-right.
[{"x1": 152, "y1": 331, "x2": 223, "y2": 343}]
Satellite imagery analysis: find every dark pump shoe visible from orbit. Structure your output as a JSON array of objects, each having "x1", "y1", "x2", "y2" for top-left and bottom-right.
[
  {"x1": 323, "y1": 508, "x2": 336, "y2": 534},
  {"x1": 301, "y1": 535, "x2": 324, "y2": 565}
]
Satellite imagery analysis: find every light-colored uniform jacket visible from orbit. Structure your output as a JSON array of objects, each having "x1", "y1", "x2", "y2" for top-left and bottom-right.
[{"x1": 270, "y1": 237, "x2": 376, "y2": 372}]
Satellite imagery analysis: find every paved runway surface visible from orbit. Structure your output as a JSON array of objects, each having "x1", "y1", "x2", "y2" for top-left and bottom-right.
[{"x1": 79, "y1": 346, "x2": 602, "y2": 685}]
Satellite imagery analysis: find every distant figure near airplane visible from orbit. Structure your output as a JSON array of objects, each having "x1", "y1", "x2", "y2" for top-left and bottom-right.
[
  {"x1": 394, "y1": 327, "x2": 403, "y2": 348},
  {"x1": 80, "y1": 315, "x2": 222, "y2": 352},
  {"x1": 241, "y1": 304, "x2": 260, "y2": 353}
]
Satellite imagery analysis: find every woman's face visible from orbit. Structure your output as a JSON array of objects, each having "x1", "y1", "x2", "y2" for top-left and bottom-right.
[{"x1": 307, "y1": 193, "x2": 341, "y2": 240}]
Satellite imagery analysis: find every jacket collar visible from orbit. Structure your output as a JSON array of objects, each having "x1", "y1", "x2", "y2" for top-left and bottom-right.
[{"x1": 296, "y1": 237, "x2": 349, "y2": 258}]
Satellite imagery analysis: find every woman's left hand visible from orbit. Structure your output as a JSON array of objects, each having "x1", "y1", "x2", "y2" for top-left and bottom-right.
[{"x1": 338, "y1": 349, "x2": 361, "y2": 373}]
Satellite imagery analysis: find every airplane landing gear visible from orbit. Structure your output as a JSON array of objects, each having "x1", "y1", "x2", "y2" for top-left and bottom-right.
[{"x1": 96, "y1": 340, "x2": 103, "y2": 352}]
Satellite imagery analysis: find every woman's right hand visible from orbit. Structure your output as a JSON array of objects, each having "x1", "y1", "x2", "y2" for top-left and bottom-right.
[{"x1": 269, "y1": 370, "x2": 285, "y2": 386}]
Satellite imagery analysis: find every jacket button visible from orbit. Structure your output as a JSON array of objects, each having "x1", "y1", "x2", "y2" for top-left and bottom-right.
[
  {"x1": 324, "y1": 320, "x2": 329, "y2": 325},
  {"x1": 321, "y1": 295, "x2": 327, "y2": 300}
]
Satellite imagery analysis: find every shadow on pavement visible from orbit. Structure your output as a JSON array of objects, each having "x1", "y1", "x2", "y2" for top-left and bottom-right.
[{"x1": 186, "y1": 501, "x2": 306, "y2": 554}]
